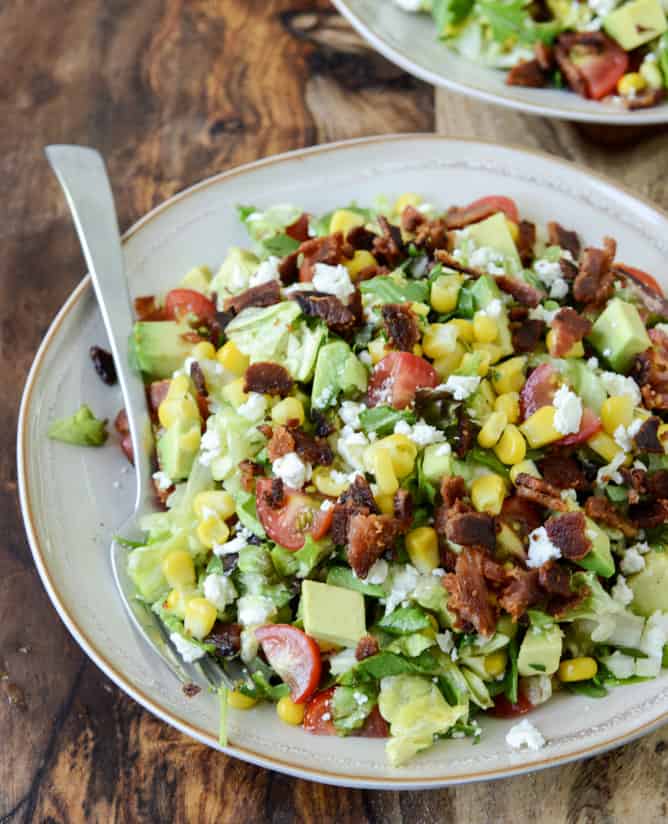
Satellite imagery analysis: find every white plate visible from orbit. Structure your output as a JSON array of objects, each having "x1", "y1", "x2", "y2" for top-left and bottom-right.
[
  {"x1": 333, "y1": 0, "x2": 668, "y2": 125},
  {"x1": 18, "y1": 135, "x2": 668, "y2": 788}
]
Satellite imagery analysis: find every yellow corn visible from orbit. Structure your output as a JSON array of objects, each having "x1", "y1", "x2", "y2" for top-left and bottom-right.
[
  {"x1": 460, "y1": 350, "x2": 490, "y2": 378},
  {"x1": 495, "y1": 392, "x2": 520, "y2": 424},
  {"x1": 449, "y1": 318, "x2": 474, "y2": 343},
  {"x1": 158, "y1": 397, "x2": 199, "y2": 429},
  {"x1": 600, "y1": 395, "x2": 634, "y2": 436},
  {"x1": 330, "y1": 209, "x2": 365, "y2": 236},
  {"x1": 217, "y1": 341, "x2": 250, "y2": 376},
  {"x1": 494, "y1": 424, "x2": 527, "y2": 465},
  {"x1": 312, "y1": 467, "x2": 349, "y2": 498},
  {"x1": 184, "y1": 597, "x2": 217, "y2": 640},
  {"x1": 221, "y1": 376, "x2": 248, "y2": 407},
  {"x1": 165, "y1": 588, "x2": 192, "y2": 619},
  {"x1": 228, "y1": 690, "x2": 257, "y2": 710},
  {"x1": 346, "y1": 250, "x2": 377, "y2": 279},
  {"x1": 520, "y1": 405, "x2": 562, "y2": 448},
  {"x1": 545, "y1": 329, "x2": 583, "y2": 358},
  {"x1": 193, "y1": 490, "x2": 236, "y2": 521},
  {"x1": 368, "y1": 338, "x2": 389, "y2": 364},
  {"x1": 375, "y1": 493, "x2": 395, "y2": 515},
  {"x1": 405, "y1": 527, "x2": 440, "y2": 574},
  {"x1": 422, "y1": 323, "x2": 460, "y2": 359},
  {"x1": 192, "y1": 341, "x2": 217, "y2": 361},
  {"x1": 506, "y1": 219, "x2": 519, "y2": 244},
  {"x1": 197, "y1": 514, "x2": 230, "y2": 549},
  {"x1": 484, "y1": 650, "x2": 508, "y2": 678},
  {"x1": 271, "y1": 396, "x2": 305, "y2": 427},
  {"x1": 162, "y1": 550, "x2": 196, "y2": 589},
  {"x1": 373, "y1": 434, "x2": 418, "y2": 478},
  {"x1": 478, "y1": 411, "x2": 508, "y2": 448},
  {"x1": 433, "y1": 343, "x2": 466, "y2": 379},
  {"x1": 491, "y1": 356, "x2": 527, "y2": 395},
  {"x1": 430, "y1": 274, "x2": 463, "y2": 313},
  {"x1": 558, "y1": 657, "x2": 598, "y2": 683},
  {"x1": 510, "y1": 459, "x2": 540, "y2": 485},
  {"x1": 471, "y1": 474, "x2": 507, "y2": 516},
  {"x1": 473, "y1": 312, "x2": 498, "y2": 343},
  {"x1": 179, "y1": 424, "x2": 202, "y2": 453},
  {"x1": 166, "y1": 374, "x2": 192, "y2": 401},
  {"x1": 371, "y1": 447, "x2": 399, "y2": 496},
  {"x1": 473, "y1": 341, "x2": 504, "y2": 366},
  {"x1": 617, "y1": 72, "x2": 646, "y2": 97},
  {"x1": 587, "y1": 430, "x2": 623, "y2": 463},
  {"x1": 659, "y1": 423, "x2": 668, "y2": 454},
  {"x1": 277, "y1": 695, "x2": 306, "y2": 725},
  {"x1": 411, "y1": 301, "x2": 430, "y2": 318},
  {"x1": 413, "y1": 344, "x2": 423, "y2": 357}
]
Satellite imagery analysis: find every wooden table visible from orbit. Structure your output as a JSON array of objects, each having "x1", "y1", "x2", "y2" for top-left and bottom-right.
[{"x1": 3, "y1": 2, "x2": 668, "y2": 821}]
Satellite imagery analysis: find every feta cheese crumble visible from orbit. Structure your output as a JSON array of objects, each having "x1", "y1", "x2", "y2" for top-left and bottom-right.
[
  {"x1": 199, "y1": 427, "x2": 222, "y2": 466},
  {"x1": 203, "y1": 573, "x2": 238, "y2": 611},
  {"x1": 248, "y1": 256, "x2": 280, "y2": 287},
  {"x1": 553, "y1": 385, "x2": 582, "y2": 436},
  {"x1": 611, "y1": 575, "x2": 634, "y2": 606},
  {"x1": 152, "y1": 470, "x2": 173, "y2": 491},
  {"x1": 620, "y1": 547, "x2": 645, "y2": 575},
  {"x1": 312, "y1": 263, "x2": 355, "y2": 301},
  {"x1": 393, "y1": 418, "x2": 445, "y2": 446},
  {"x1": 526, "y1": 526, "x2": 562, "y2": 568},
  {"x1": 529, "y1": 304, "x2": 559, "y2": 324},
  {"x1": 238, "y1": 392, "x2": 267, "y2": 421},
  {"x1": 367, "y1": 559, "x2": 389, "y2": 585},
  {"x1": 506, "y1": 719, "x2": 546, "y2": 751},
  {"x1": 469, "y1": 246, "x2": 506, "y2": 275},
  {"x1": 236, "y1": 595, "x2": 277, "y2": 627},
  {"x1": 596, "y1": 450, "x2": 626, "y2": 486},
  {"x1": 273, "y1": 451, "x2": 310, "y2": 489},
  {"x1": 440, "y1": 375, "x2": 481, "y2": 401},
  {"x1": 170, "y1": 632, "x2": 205, "y2": 663},
  {"x1": 384, "y1": 564, "x2": 419, "y2": 615}
]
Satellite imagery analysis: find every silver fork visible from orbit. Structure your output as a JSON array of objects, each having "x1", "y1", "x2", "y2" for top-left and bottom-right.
[{"x1": 45, "y1": 145, "x2": 251, "y2": 694}]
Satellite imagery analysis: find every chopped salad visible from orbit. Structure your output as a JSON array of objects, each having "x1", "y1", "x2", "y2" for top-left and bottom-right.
[
  {"x1": 392, "y1": 0, "x2": 668, "y2": 109},
  {"x1": 52, "y1": 192, "x2": 668, "y2": 766}
]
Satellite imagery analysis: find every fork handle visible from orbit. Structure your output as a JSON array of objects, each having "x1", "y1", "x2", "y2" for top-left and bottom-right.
[{"x1": 45, "y1": 145, "x2": 152, "y2": 513}]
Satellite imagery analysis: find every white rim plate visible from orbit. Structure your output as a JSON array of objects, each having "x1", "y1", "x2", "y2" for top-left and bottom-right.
[
  {"x1": 332, "y1": 0, "x2": 668, "y2": 124},
  {"x1": 18, "y1": 135, "x2": 668, "y2": 788}
]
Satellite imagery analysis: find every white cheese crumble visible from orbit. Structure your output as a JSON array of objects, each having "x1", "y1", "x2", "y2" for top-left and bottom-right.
[
  {"x1": 506, "y1": 719, "x2": 546, "y2": 751},
  {"x1": 529, "y1": 304, "x2": 559, "y2": 324},
  {"x1": 199, "y1": 427, "x2": 222, "y2": 466},
  {"x1": 328, "y1": 647, "x2": 358, "y2": 676},
  {"x1": 203, "y1": 573, "x2": 238, "y2": 611},
  {"x1": 170, "y1": 632, "x2": 205, "y2": 663},
  {"x1": 596, "y1": 451, "x2": 626, "y2": 486},
  {"x1": 640, "y1": 611, "x2": 668, "y2": 660},
  {"x1": 587, "y1": 357, "x2": 599, "y2": 369},
  {"x1": 523, "y1": 675, "x2": 553, "y2": 707},
  {"x1": 588, "y1": 0, "x2": 617, "y2": 16},
  {"x1": 436, "y1": 631, "x2": 454, "y2": 654},
  {"x1": 479, "y1": 298, "x2": 503, "y2": 319},
  {"x1": 393, "y1": 418, "x2": 445, "y2": 446},
  {"x1": 553, "y1": 385, "x2": 582, "y2": 436},
  {"x1": 384, "y1": 564, "x2": 419, "y2": 615},
  {"x1": 214, "y1": 526, "x2": 252, "y2": 557},
  {"x1": 236, "y1": 595, "x2": 277, "y2": 627},
  {"x1": 238, "y1": 392, "x2": 267, "y2": 421},
  {"x1": 337, "y1": 429, "x2": 369, "y2": 472},
  {"x1": 152, "y1": 470, "x2": 173, "y2": 491},
  {"x1": 339, "y1": 400, "x2": 366, "y2": 430},
  {"x1": 312, "y1": 263, "x2": 355, "y2": 302},
  {"x1": 353, "y1": 691, "x2": 369, "y2": 705},
  {"x1": 273, "y1": 451, "x2": 310, "y2": 489},
  {"x1": 249, "y1": 256, "x2": 280, "y2": 287},
  {"x1": 611, "y1": 575, "x2": 634, "y2": 606},
  {"x1": 240, "y1": 627, "x2": 259, "y2": 663},
  {"x1": 366, "y1": 559, "x2": 389, "y2": 585},
  {"x1": 320, "y1": 499, "x2": 334, "y2": 512},
  {"x1": 526, "y1": 526, "x2": 562, "y2": 568},
  {"x1": 629, "y1": 541, "x2": 651, "y2": 555},
  {"x1": 599, "y1": 371, "x2": 642, "y2": 404},
  {"x1": 469, "y1": 246, "x2": 506, "y2": 275},
  {"x1": 620, "y1": 547, "x2": 645, "y2": 575},
  {"x1": 439, "y1": 375, "x2": 481, "y2": 401},
  {"x1": 435, "y1": 443, "x2": 452, "y2": 457}
]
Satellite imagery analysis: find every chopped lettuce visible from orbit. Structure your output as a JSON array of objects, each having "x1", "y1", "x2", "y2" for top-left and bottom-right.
[
  {"x1": 271, "y1": 536, "x2": 333, "y2": 579},
  {"x1": 331, "y1": 684, "x2": 377, "y2": 733}
]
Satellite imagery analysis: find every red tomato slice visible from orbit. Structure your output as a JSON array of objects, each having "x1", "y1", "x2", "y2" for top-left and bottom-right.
[
  {"x1": 255, "y1": 625, "x2": 322, "y2": 704},
  {"x1": 616, "y1": 263, "x2": 664, "y2": 297},
  {"x1": 558, "y1": 407, "x2": 602, "y2": 446},
  {"x1": 491, "y1": 692, "x2": 533, "y2": 719},
  {"x1": 562, "y1": 34, "x2": 628, "y2": 100},
  {"x1": 255, "y1": 479, "x2": 333, "y2": 550},
  {"x1": 367, "y1": 352, "x2": 439, "y2": 410},
  {"x1": 464, "y1": 195, "x2": 519, "y2": 224},
  {"x1": 165, "y1": 289, "x2": 217, "y2": 324},
  {"x1": 357, "y1": 706, "x2": 390, "y2": 738},
  {"x1": 520, "y1": 363, "x2": 559, "y2": 420},
  {"x1": 303, "y1": 687, "x2": 337, "y2": 734}
]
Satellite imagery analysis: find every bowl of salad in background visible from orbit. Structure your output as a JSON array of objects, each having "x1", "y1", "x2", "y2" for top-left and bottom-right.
[
  {"x1": 332, "y1": 0, "x2": 668, "y2": 123},
  {"x1": 18, "y1": 135, "x2": 668, "y2": 788}
]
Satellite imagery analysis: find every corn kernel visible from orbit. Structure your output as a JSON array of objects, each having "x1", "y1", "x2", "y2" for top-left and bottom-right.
[
  {"x1": 165, "y1": 588, "x2": 192, "y2": 619},
  {"x1": 194, "y1": 490, "x2": 236, "y2": 521},
  {"x1": 430, "y1": 274, "x2": 463, "y2": 313},
  {"x1": 459, "y1": 350, "x2": 490, "y2": 378},
  {"x1": 179, "y1": 424, "x2": 202, "y2": 453},
  {"x1": 659, "y1": 423, "x2": 668, "y2": 454},
  {"x1": 473, "y1": 341, "x2": 504, "y2": 365},
  {"x1": 166, "y1": 374, "x2": 193, "y2": 401},
  {"x1": 587, "y1": 430, "x2": 623, "y2": 463},
  {"x1": 192, "y1": 341, "x2": 217, "y2": 361},
  {"x1": 640, "y1": 60, "x2": 664, "y2": 90},
  {"x1": 411, "y1": 301, "x2": 431, "y2": 318},
  {"x1": 558, "y1": 657, "x2": 598, "y2": 683},
  {"x1": 433, "y1": 343, "x2": 466, "y2": 379},
  {"x1": 312, "y1": 467, "x2": 348, "y2": 497},
  {"x1": 370, "y1": 447, "x2": 399, "y2": 495},
  {"x1": 545, "y1": 329, "x2": 583, "y2": 358},
  {"x1": 221, "y1": 376, "x2": 248, "y2": 407},
  {"x1": 600, "y1": 395, "x2": 634, "y2": 436},
  {"x1": 217, "y1": 341, "x2": 250, "y2": 376},
  {"x1": 184, "y1": 597, "x2": 217, "y2": 640},
  {"x1": 449, "y1": 318, "x2": 474, "y2": 343},
  {"x1": 478, "y1": 411, "x2": 508, "y2": 448},
  {"x1": 158, "y1": 396, "x2": 199, "y2": 429},
  {"x1": 346, "y1": 250, "x2": 377, "y2": 279},
  {"x1": 197, "y1": 514, "x2": 230, "y2": 548},
  {"x1": 617, "y1": 72, "x2": 646, "y2": 97},
  {"x1": 375, "y1": 434, "x2": 418, "y2": 478},
  {"x1": 495, "y1": 392, "x2": 520, "y2": 424},
  {"x1": 506, "y1": 219, "x2": 520, "y2": 244},
  {"x1": 423, "y1": 323, "x2": 460, "y2": 359},
  {"x1": 162, "y1": 550, "x2": 196, "y2": 589},
  {"x1": 368, "y1": 338, "x2": 389, "y2": 364},
  {"x1": 330, "y1": 208, "x2": 365, "y2": 236},
  {"x1": 473, "y1": 312, "x2": 498, "y2": 343},
  {"x1": 271, "y1": 396, "x2": 305, "y2": 427},
  {"x1": 471, "y1": 474, "x2": 507, "y2": 515},
  {"x1": 406, "y1": 527, "x2": 440, "y2": 573},
  {"x1": 375, "y1": 493, "x2": 395, "y2": 515},
  {"x1": 484, "y1": 650, "x2": 508, "y2": 678},
  {"x1": 510, "y1": 459, "x2": 540, "y2": 485},
  {"x1": 228, "y1": 690, "x2": 257, "y2": 709},
  {"x1": 491, "y1": 356, "x2": 527, "y2": 395},
  {"x1": 277, "y1": 695, "x2": 306, "y2": 724},
  {"x1": 494, "y1": 424, "x2": 527, "y2": 465},
  {"x1": 520, "y1": 405, "x2": 562, "y2": 448}
]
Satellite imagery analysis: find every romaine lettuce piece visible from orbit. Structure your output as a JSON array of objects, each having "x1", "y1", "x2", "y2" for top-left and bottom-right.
[
  {"x1": 331, "y1": 684, "x2": 377, "y2": 733},
  {"x1": 209, "y1": 247, "x2": 260, "y2": 301},
  {"x1": 271, "y1": 536, "x2": 333, "y2": 579}
]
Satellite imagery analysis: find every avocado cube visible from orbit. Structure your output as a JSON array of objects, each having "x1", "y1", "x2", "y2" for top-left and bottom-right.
[
  {"x1": 588, "y1": 298, "x2": 651, "y2": 373},
  {"x1": 471, "y1": 274, "x2": 502, "y2": 310},
  {"x1": 422, "y1": 443, "x2": 453, "y2": 484},
  {"x1": 465, "y1": 213, "x2": 521, "y2": 267},
  {"x1": 577, "y1": 517, "x2": 615, "y2": 578},
  {"x1": 628, "y1": 551, "x2": 668, "y2": 617},
  {"x1": 130, "y1": 320, "x2": 197, "y2": 379},
  {"x1": 180, "y1": 265, "x2": 212, "y2": 293},
  {"x1": 604, "y1": 0, "x2": 667, "y2": 51},
  {"x1": 517, "y1": 623, "x2": 563, "y2": 677},
  {"x1": 157, "y1": 419, "x2": 201, "y2": 481},
  {"x1": 301, "y1": 580, "x2": 366, "y2": 647}
]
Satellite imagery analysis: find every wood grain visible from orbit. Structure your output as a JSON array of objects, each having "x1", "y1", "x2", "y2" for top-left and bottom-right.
[{"x1": 2, "y1": 0, "x2": 668, "y2": 821}]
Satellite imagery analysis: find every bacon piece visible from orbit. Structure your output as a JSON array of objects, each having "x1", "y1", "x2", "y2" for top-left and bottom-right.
[
  {"x1": 413, "y1": 218, "x2": 449, "y2": 252},
  {"x1": 454, "y1": 407, "x2": 476, "y2": 458},
  {"x1": 393, "y1": 489, "x2": 413, "y2": 531},
  {"x1": 509, "y1": 305, "x2": 529, "y2": 322},
  {"x1": 554, "y1": 32, "x2": 614, "y2": 98},
  {"x1": 147, "y1": 380, "x2": 170, "y2": 418},
  {"x1": 534, "y1": 42, "x2": 554, "y2": 71},
  {"x1": 189, "y1": 360, "x2": 207, "y2": 396},
  {"x1": 547, "y1": 222, "x2": 581, "y2": 261},
  {"x1": 292, "y1": 291, "x2": 358, "y2": 335},
  {"x1": 312, "y1": 411, "x2": 335, "y2": 439},
  {"x1": 298, "y1": 232, "x2": 349, "y2": 281},
  {"x1": 443, "y1": 548, "x2": 497, "y2": 636},
  {"x1": 446, "y1": 202, "x2": 500, "y2": 231},
  {"x1": 633, "y1": 417, "x2": 663, "y2": 453},
  {"x1": 354, "y1": 264, "x2": 389, "y2": 283},
  {"x1": 560, "y1": 258, "x2": 578, "y2": 281},
  {"x1": 634, "y1": 328, "x2": 668, "y2": 411},
  {"x1": 346, "y1": 225, "x2": 377, "y2": 251},
  {"x1": 330, "y1": 476, "x2": 379, "y2": 546},
  {"x1": 511, "y1": 318, "x2": 545, "y2": 354},
  {"x1": 630, "y1": 499, "x2": 668, "y2": 529},
  {"x1": 445, "y1": 506, "x2": 496, "y2": 551},
  {"x1": 347, "y1": 513, "x2": 401, "y2": 578},
  {"x1": 382, "y1": 303, "x2": 420, "y2": 352},
  {"x1": 290, "y1": 427, "x2": 334, "y2": 466},
  {"x1": 500, "y1": 494, "x2": 544, "y2": 538},
  {"x1": 278, "y1": 251, "x2": 299, "y2": 285},
  {"x1": 538, "y1": 454, "x2": 589, "y2": 491},
  {"x1": 441, "y1": 476, "x2": 468, "y2": 509},
  {"x1": 549, "y1": 308, "x2": 592, "y2": 357},
  {"x1": 647, "y1": 470, "x2": 668, "y2": 499},
  {"x1": 401, "y1": 205, "x2": 425, "y2": 233},
  {"x1": 624, "y1": 88, "x2": 665, "y2": 110},
  {"x1": 538, "y1": 561, "x2": 572, "y2": 599},
  {"x1": 355, "y1": 635, "x2": 380, "y2": 662},
  {"x1": 244, "y1": 362, "x2": 293, "y2": 397},
  {"x1": 495, "y1": 276, "x2": 545, "y2": 308},
  {"x1": 549, "y1": 583, "x2": 590, "y2": 619},
  {"x1": 545, "y1": 511, "x2": 591, "y2": 561},
  {"x1": 573, "y1": 239, "x2": 616, "y2": 310},
  {"x1": 620, "y1": 466, "x2": 648, "y2": 504},
  {"x1": 134, "y1": 295, "x2": 167, "y2": 321},
  {"x1": 434, "y1": 250, "x2": 484, "y2": 279},
  {"x1": 515, "y1": 473, "x2": 568, "y2": 512},
  {"x1": 224, "y1": 280, "x2": 281, "y2": 314},
  {"x1": 498, "y1": 567, "x2": 542, "y2": 622},
  {"x1": 584, "y1": 495, "x2": 637, "y2": 538},
  {"x1": 285, "y1": 212, "x2": 310, "y2": 242},
  {"x1": 266, "y1": 426, "x2": 295, "y2": 462},
  {"x1": 506, "y1": 59, "x2": 547, "y2": 88},
  {"x1": 372, "y1": 216, "x2": 405, "y2": 267},
  {"x1": 239, "y1": 459, "x2": 263, "y2": 492},
  {"x1": 205, "y1": 622, "x2": 242, "y2": 656},
  {"x1": 613, "y1": 265, "x2": 668, "y2": 318},
  {"x1": 517, "y1": 220, "x2": 536, "y2": 267}
]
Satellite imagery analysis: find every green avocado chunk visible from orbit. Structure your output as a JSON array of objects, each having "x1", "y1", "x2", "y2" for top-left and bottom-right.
[
  {"x1": 628, "y1": 550, "x2": 668, "y2": 617},
  {"x1": 301, "y1": 580, "x2": 366, "y2": 647},
  {"x1": 130, "y1": 321, "x2": 197, "y2": 380},
  {"x1": 588, "y1": 298, "x2": 651, "y2": 373},
  {"x1": 577, "y1": 517, "x2": 615, "y2": 579},
  {"x1": 517, "y1": 623, "x2": 563, "y2": 677},
  {"x1": 604, "y1": 0, "x2": 667, "y2": 51},
  {"x1": 179, "y1": 265, "x2": 212, "y2": 294},
  {"x1": 48, "y1": 404, "x2": 108, "y2": 447},
  {"x1": 157, "y1": 419, "x2": 201, "y2": 482},
  {"x1": 209, "y1": 247, "x2": 260, "y2": 298},
  {"x1": 465, "y1": 212, "x2": 521, "y2": 267}
]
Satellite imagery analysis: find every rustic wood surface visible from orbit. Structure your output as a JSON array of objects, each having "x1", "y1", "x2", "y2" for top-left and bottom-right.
[{"x1": 3, "y1": 1, "x2": 668, "y2": 822}]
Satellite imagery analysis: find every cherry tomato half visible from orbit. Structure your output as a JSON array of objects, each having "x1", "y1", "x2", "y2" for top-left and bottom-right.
[
  {"x1": 255, "y1": 479, "x2": 334, "y2": 550},
  {"x1": 165, "y1": 289, "x2": 217, "y2": 324},
  {"x1": 520, "y1": 363, "x2": 559, "y2": 421},
  {"x1": 367, "y1": 352, "x2": 439, "y2": 410},
  {"x1": 491, "y1": 692, "x2": 533, "y2": 719},
  {"x1": 464, "y1": 195, "x2": 520, "y2": 225},
  {"x1": 562, "y1": 33, "x2": 628, "y2": 100},
  {"x1": 303, "y1": 688, "x2": 390, "y2": 737},
  {"x1": 255, "y1": 624, "x2": 322, "y2": 704},
  {"x1": 616, "y1": 264, "x2": 664, "y2": 298},
  {"x1": 558, "y1": 407, "x2": 602, "y2": 446}
]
